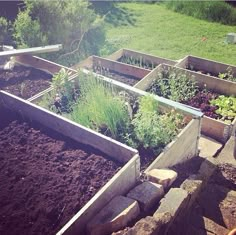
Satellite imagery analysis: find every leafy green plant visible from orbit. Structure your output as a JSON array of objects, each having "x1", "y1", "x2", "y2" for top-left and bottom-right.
[
  {"x1": 210, "y1": 95, "x2": 236, "y2": 122},
  {"x1": 132, "y1": 95, "x2": 183, "y2": 153},
  {"x1": 150, "y1": 67, "x2": 198, "y2": 102},
  {"x1": 218, "y1": 67, "x2": 236, "y2": 82}
]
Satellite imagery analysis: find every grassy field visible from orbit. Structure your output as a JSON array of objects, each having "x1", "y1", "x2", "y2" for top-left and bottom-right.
[{"x1": 102, "y1": 2, "x2": 236, "y2": 65}]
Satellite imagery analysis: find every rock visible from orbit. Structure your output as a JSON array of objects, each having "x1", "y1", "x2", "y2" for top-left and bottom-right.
[
  {"x1": 153, "y1": 188, "x2": 189, "y2": 223},
  {"x1": 146, "y1": 169, "x2": 177, "y2": 189},
  {"x1": 199, "y1": 135, "x2": 222, "y2": 158},
  {"x1": 127, "y1": 181, "x2": 164, "y2": 212},
  {"x1": 87, "y1": 196, "x2": 140, "y2": 235}
]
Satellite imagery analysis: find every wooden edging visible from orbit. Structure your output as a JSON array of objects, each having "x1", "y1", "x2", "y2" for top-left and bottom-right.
[
  {"x1": 73, "y1": 55, "x2": 151, "y2": 81},
  {"x1": 0, "y1": 91, "x2": 140, "y2": 235},
  {"x1": 135, "y1": 63, "x2": 236, "y2": 143},
  {"x1": 106, "y1": 48, "x2": 177, "y2": 67},
  {"x1": 176, "y1": 55, "x2": 236, "y2": 87}
]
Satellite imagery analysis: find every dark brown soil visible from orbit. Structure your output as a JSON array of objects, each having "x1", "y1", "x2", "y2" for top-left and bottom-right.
[
  {"x1": 0, "y1": 109, "x2": 121, "y2": 235},
  {"x1": 94, "y1": 69, "x2": 140, "y2": 86},
  {"x1": 0, "y1": 65, "x2": 52, "y2": 99}
]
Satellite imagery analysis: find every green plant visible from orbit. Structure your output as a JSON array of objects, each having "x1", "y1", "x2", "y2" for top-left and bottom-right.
[
  {"x1": 0, "y1": 17, "x2": 11, "y2": 45},
  {"x1": 218, "y1": 67, "x2": 236, "y2": 82},
  {"x1": 132, "y1": 95, "x2": 183, "y2": 152},
  {"x1": 150, "y1": 67, "x2": 198, "y2": 102},
  {"x1": 71, "y1": 76, "x2": 130, "y2": 139},
  {"x1": 210, "y1": 95, "x2": 236, "y2": 122}
]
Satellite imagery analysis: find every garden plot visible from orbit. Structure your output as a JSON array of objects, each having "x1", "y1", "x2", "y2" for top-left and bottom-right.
[
  {"x1": 107, "y1": 48, "x2": 177, "y2": 70},
  {"x1": 0, "y1": 91, "x2": 139, "y2": 235},
  {"x1": 31, "y1": 69, "x2": 202, "y2": 174},
  {"x1": 176, "y1": 55, "x2": 236, "y2": 83},
  {"x1": 135, "y1": 64, "x2": 236, "y2": 143},
  {"x1": 0, "y1": 53, "x2": 76, "y2": 100},
  {"x1": 73, "y1": 55, "x2": 150, "y2": 86}
]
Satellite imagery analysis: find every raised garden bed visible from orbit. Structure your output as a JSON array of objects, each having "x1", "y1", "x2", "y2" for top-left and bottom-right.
[
  {"x1": 31, "y1": 69, "x2": 202, "y2": 176},
  {"x1": 107, "y1": 48, "x2": 177, "y2": 70},
  {"x1": 72, "y1": 55, "x2": 150, "y2": 86},
  {"x1": 135, "y1": 64, "x2": 236, "y2": 143},
  {"x1": 0, "y1": 53, "x2": 76, "y2": 100},
  {"x1": 0, "y1": 91, "x2": 139, "y2": 235},
  {"x1": 176, "y1": 55, "x2": 236, "y2": 83}
]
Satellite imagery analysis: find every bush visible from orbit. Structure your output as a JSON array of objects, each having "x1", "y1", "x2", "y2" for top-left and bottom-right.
[
  {"x1": 13, "y1": 0, "x2": 105, "y2": 66},
  {"x1": 166, "y1": 0, "x2": 236, "y2": 25},
  {"x1": 0, "y1": 17, "x2": 11, "y2": 45}
]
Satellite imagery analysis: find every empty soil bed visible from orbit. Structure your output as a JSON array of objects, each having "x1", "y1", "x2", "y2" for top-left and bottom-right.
[
  {"x1": 94, "y1": 69, "x2": 140, "y2": 86},
  {"x1": 0, "y1": 65, "x2": 52, "y2": 99},
  {"x1": 0, "y1": 109, "x2": 121, "y2": 235}
]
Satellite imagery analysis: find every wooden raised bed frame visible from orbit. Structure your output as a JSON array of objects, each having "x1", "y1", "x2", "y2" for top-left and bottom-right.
[
  {"x1": 0, "y1": 91, "x2": 139, "y2": 235},
  {"x1": 0, "y1": 54, "x2": 77, "y2": 101},
  {"x1": 176, "y1": 55, "x2": 236, "y2": 83},
  {"x1": 135, "y1": 63, "x2": 236, "y2": 143},
  {"x1": 107, "y1": 48, "x2": 177, "y2": 69},
  {"x1": 72, "y1": 55, "x2": 150, "y2": 86},
  {"x1": 31, "y1": 68, "x2": 202, "y2": 173}
]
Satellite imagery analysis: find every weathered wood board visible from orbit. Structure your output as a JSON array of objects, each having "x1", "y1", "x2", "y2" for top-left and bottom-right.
[
  {"x1": 107, "y1": 48, "x2": 177, "y2": 68},
  {"x1": 0, "y1": 91, "x2": 139, "y2": 235},
  {"x1": 72, "y1": 55, "x2": 150, "y2": 82},
  {"x1": 135, "y1": 63, "x2": 236, "y2": 143},
  {"x1": 176, "y1": 55, "x2": 236, "y2": 86}
]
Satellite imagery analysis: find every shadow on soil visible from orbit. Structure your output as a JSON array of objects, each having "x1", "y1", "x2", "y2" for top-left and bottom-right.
[{"x1": 169, "y1": 162, "x2": 236, "y2": 235}]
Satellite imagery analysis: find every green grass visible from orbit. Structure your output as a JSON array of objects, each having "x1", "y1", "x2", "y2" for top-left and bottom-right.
[{"x1": 102, "y1": 3, "x2": 236, "y2": 65}]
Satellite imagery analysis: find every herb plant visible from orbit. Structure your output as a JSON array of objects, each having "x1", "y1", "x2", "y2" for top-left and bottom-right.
[
  {"x1": 218, "y1": 67, "x2": 236, "y2": 82},
  {"x1": 150, "y1": 67, "x2": 198, "y2": 102}
]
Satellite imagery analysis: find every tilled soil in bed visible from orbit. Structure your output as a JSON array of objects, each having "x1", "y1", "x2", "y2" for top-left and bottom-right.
[
  {"x1": 0, "y1": 110, "x2": 121, "y2": 235},
  {"x1": 0, "y1": 65, "x2": 52, "y2": 99}
]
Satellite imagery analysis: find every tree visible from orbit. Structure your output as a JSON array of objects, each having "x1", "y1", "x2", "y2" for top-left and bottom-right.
[{"x1": 13, "y1": 0, "x2": 105, "y2": 66}]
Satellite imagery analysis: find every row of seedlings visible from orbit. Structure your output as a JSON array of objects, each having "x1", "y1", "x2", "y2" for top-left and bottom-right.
[
  {"x1": 73, "y1": 55, "x2": 150, "y2": 86},
  {"x1": 0, "y1": 45, "x2": 76, "y2": 101},
  {"x1": 0, "y1": 90, "x2": 139, "y2": 235},
  {"x1": 134, "y1": 63, "x2": 236, "y2": 143}
]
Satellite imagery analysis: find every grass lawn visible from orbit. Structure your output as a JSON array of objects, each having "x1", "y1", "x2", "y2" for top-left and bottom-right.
[{"x1": 101, "y1": 2, "x2": 236, "y2": 65}]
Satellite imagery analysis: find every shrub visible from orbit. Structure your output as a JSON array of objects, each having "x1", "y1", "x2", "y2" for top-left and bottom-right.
[
  {"x1": 13, "y1": 0, "x2": 105, "y2": 66},
  {"x1": 0, "y1": 17, "x2": 11, "y2": 45}
]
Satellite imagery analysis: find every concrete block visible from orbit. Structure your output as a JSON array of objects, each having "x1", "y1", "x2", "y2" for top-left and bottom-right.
[
  {"x1": 127, "y1": 181, "x2": 164, "y2": 212},
  {"x1": 146, "y1": 169, "x2": 177, "y2": 189},
  {"x1": 153, "y1": 188, "x2": 189, "y2": 223},
  {"x1": 87, "y1": 196, "x2": 140, "y2": 235},
  {"x1": 227, "y1": 33, "x2": 236, "y2": 44},
  {"x1": 199, "y1": 135, "x2": 222, "y2": 158}
]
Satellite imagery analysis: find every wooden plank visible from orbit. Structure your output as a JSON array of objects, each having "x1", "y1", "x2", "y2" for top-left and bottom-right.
[
  {"x1": 107, "y1": 48, "x2": 177, "y2": 67},
  {"x1": 15, "y1": 54, "x2": 77, "y2": 75},
  {"x1": 0, "y1": 91, "x2": 137, "y2": 162},
  {"x1": 75, "y1": 55, "x2": 151, "y2": 79},
  {"x1": 57, "y1": 154, "x2": 139, "y2": 235},
  {"x1": 0, "y1": 44, "x2": 62, "y2": 57},
  {"x1": 144, "y1": 118, "x2": 200, "y2": 171},
  {"x1": 201, "y1": 116, "x2": 230, "y2": 143},
  {"x1": 176, "y1": 55, "x2": 236, "y2": 81}
]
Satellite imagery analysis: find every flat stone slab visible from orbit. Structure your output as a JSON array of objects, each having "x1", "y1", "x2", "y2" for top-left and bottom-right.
[
  {"x1": 217, "y1": 136, "x2": 236, "y2": 165},
  {"x1": 199, "y1": 135, "x2": 222, "y2": 158},
  {"x1": 153, "y1": 188, "x2": 188, "y2": 221},
  {"x1": 87, "y1": 195, "x2": 140, "y2": 235},
  {"x1": 127, "y1": 181, "x2": 164, "y2": 212},
  {"x1": 146, "y1": 169, "x2": 177, "y2": 189}
]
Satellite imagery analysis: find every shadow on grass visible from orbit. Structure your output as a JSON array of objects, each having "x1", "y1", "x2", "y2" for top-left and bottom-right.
[{"x1": 105, "y1": 5, "x2": 138, "y2": 27}]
